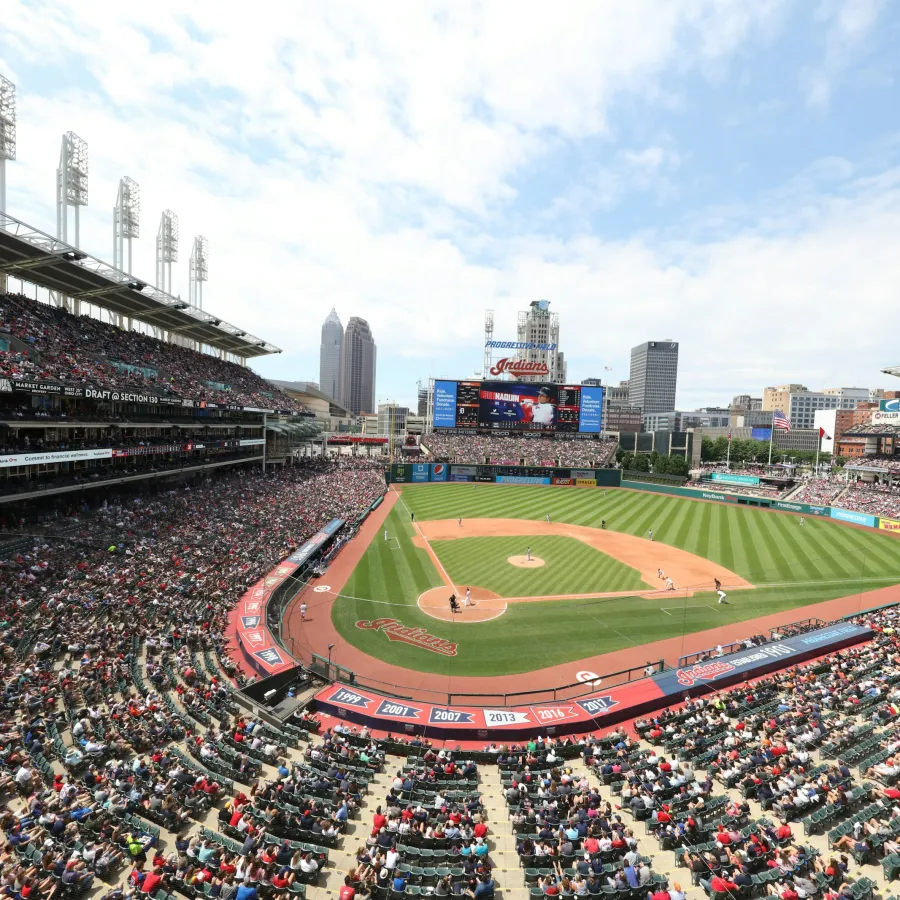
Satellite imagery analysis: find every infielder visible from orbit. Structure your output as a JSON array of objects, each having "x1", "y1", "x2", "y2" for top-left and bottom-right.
[{"x1": 717, "y1": 589, "x2": 728, "y2": 604}]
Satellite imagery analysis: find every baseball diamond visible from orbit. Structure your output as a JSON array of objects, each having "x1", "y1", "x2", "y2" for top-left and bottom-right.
[{"x1": 283, "y1": 481, "x2": 900, "y2": 681}]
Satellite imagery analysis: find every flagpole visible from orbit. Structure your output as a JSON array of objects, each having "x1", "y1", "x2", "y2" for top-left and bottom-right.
[
  {"x1": 726, "y1": 431, "x2": 731, "y2": 470},
  {"x1": 768, "y1": 412, "x2": 774, "y2": 465}
]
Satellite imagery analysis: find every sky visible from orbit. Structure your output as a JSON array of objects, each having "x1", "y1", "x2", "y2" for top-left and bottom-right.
[{"x1": 2, "y1": 0, "x2": 900, "y2": 411}]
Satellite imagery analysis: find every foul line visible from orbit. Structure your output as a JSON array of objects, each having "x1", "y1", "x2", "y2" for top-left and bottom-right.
[{"x1": 392, "y1": 486, "x2": 458, "y2": 595}]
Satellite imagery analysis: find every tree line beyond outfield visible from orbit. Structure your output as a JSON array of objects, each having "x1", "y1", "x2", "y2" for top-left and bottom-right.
[
  {"x1": 615, "y1": 449, "x2": 689, "y2": 476},
  {"x1": 700, "y1": 436, "x2": 839, "y2": 465}
]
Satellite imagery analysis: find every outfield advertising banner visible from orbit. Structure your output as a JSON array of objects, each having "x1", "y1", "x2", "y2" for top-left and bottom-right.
[
  {"x1": 575, "y1": 478, "x2": 596, "y2": 487},
  {"x1": 879, "y1": 518, "x2": 900, "y2": 533},
  {"x1": 771, "y1": 500, "x2": 830, "y2": 517},
  {"x1": 411, "y1": 464, "x2": 430, "y2": 483},
  {"x1": 392, "y1": 464, "x2": 411, "y2": 483},
  {"x1": 831, "y1": 507, "x2": 877, "y2": 529},
  {"x1": 314, "y1": 621, "x2": 872, "y2": 739},
  {"x1": 495, "y1": 475, "x2": 551, "y2": 485},
  {"x1": 430, "y1": 463, "x2": 447, "y2": 482},
  {"x1": 709, "y1": 473, "x2": 761, "y2": 485}
]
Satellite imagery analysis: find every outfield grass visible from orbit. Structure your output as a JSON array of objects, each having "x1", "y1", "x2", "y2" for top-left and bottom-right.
[
  {"x1": 431, "y1": 535, "x2": 646, "y2": 597},
  {"x1": 331, "y1": 485, "x2": 900, "y2": 677}
]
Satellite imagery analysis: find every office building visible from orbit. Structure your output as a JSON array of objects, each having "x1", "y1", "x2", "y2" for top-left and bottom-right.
[
  {"x1": 341, "y1": 317, "x2": 377, "y2": 415},
  {"x1": 606, "y1": 406, "x2": 643, "y2": 433},
  {"x1": 318, "y1": 308, "x2": 343, "y2": 401},
  {"x1": 643, "y1": 407, "x2": 731, "y2": 432},
  {"x1": 763, "y1": 384, "x2": 867, "y2": 430},
  {"x1": 515, "y1": 300, "x2": 566, "y2": 383},
  {"x1": 628, "y1": 341, "x2": 679, "y2": 415},
  {"x1": 731, "y1": 394, "x2": 762, "y2": 411},
  {"x1": 378, "y1": 402, "x2": 409, "y2": 435},
  {"x1": 607, "y1": 380, "x2": 630, "y2": 404}
]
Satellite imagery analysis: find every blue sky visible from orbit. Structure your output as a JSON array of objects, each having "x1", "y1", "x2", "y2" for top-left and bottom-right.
[{"x1": 2, "y1": 0, "x2": 900, "y2": 410}]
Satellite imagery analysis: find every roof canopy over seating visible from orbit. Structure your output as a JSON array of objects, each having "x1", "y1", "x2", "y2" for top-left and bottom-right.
[{"x1": 0, "y1": 211, "x2": 280, "y2": 359}]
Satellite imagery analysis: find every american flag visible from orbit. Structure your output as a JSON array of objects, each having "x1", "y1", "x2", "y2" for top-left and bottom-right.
[{"x1": 773, "y1": 410, "x2": 793, "y2": 431}]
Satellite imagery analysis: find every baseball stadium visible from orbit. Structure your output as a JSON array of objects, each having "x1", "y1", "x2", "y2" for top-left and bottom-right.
[{"x1": 6, "y1": 17, "x2": 900, "y2": 900}]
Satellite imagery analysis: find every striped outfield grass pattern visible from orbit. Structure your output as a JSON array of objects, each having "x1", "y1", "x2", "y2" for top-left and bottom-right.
[
  {"x1": 430, "y1": 535, "x2": 645, "y2": 597},
  {"x1": 399, "y1": 483, "x2": 900, "y2": 586},
  {"x1": 330, "y1": 485, "x2": 900, "y2": 677}
]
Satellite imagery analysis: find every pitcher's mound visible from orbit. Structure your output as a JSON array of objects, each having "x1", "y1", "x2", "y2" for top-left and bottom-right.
[
  {"x1": 508, "y1": 555, "x2": 545, "y2": 568},
  {"x1": 417, "y1": 586, "x2": 507, "y2": 622}
]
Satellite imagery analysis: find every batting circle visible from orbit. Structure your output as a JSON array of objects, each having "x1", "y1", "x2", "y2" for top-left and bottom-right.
[{"x1": 313, "y1": 585, "x2": 331, "y2": 593}]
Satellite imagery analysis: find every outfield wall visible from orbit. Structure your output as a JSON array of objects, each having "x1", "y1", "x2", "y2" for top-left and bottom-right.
[{"x1": 388, "y1": 462, "x2": 620, "y2": 486}]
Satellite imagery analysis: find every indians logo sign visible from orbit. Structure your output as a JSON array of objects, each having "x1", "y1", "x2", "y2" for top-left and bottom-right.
[
  {"x1": 675, "y1": 661, "x2": 735, "y2": 687},
  {"x1": 489, "y1": 357, "x2": 550, "y2": 378},
  {"x1": 356, "y1": 618, "x2": 458, "y2": 656}
]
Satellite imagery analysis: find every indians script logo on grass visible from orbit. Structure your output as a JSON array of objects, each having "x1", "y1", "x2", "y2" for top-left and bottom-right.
[
  {"x1": 356, "y1": 618, "x2": 458, "y2": 656},
  {"x1": 489, "y1": 357, "x2": 550, "y2": 377},
  {"x1": 675, "y1": 661, "x2": 735, "y2": 687}
]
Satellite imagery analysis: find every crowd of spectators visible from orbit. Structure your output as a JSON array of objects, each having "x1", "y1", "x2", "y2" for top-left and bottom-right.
[
  {"x1": 0, "y1": 455, "x2": 390, "y2": 900},
  {"x1": 788, "y1": 479, "x2": 846, "y2": 507},
  {"x1": 0, "y1": 292, "x2": 307, "y2": 413},
  {"x1": 838, "y1": 482, "x2": 900, "y2": 519},
  {"x1": 420, "y1": 434, "x2": 617, "y2": 468}
]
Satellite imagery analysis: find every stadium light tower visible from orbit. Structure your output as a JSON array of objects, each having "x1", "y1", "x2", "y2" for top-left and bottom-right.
[
  {"x1": 155, "y1": 209, "x2": 179, "y2": 294},
  {"x1": 56, "y1": 131, "x2": 89, "y2": 246},
  {"x1": 0, "y1": 74, "x2": 16, "y2": 226},
  {"x1": 188, "y1": 234, "x2": 209, "y2": 309},
  {"x1": 113, "y1": 177, "x2": 140, "y2": 273}
]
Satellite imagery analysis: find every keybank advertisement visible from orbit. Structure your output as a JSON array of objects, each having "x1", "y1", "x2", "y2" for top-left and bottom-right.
[
  {"x1": 831, "y1": 507, "x2": 877, "y2": 529},
  {"x1": 433, "y1": 381, "x2": 459, "y2": 428},
  {"x1": 578, "y1": 386, "x2": 603, "y2": 434},
  {"x1": 709, "y1": 473, "x2": 761, "y2": 485}
]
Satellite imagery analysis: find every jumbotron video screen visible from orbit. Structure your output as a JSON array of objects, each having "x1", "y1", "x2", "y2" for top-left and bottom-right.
[{"x1": 432, "y1": 380, "x2": 603, "y2": 433}]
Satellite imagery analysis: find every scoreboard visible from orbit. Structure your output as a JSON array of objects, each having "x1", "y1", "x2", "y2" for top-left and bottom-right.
[{"x1": 433, "y1": 380, "x2": 603, "y2": 434}]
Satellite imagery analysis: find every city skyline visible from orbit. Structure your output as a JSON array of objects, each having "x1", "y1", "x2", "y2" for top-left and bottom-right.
[{"x1": 2, "y1": 4, "x2": 900, "y2": 411}]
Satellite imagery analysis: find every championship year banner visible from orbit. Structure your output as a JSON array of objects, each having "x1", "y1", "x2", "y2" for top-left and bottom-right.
[{"x1": 313, "y1": 621, "x2": 872, "y2": 739}]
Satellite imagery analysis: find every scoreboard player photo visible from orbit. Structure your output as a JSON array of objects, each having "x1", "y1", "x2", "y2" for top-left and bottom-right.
[{"x1": 478, "y1": 382, "x2": 558, "y2": 429}]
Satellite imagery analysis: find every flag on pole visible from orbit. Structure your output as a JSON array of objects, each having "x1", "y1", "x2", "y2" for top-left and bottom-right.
[
  {"x1": 818, "y1": 426, "x2": 831, "y2": 440},
  {"x1": 727, "y1": 430, "x2": 732, "y2": 442},
  {"x1": 773, "y1": 410, "x2": 793, "y2": 431}
]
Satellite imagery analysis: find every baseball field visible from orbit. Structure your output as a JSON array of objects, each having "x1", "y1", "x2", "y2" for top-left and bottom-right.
[{"x1": 328, "y1": 483, "x2": 900, "y2": 677}]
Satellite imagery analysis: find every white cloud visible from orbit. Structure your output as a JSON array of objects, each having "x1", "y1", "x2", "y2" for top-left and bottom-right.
[
  {"x1": 0, "y1": 1, "x2": 897, "y2": 411},
  {"x1": 801, "y1": 0, "x2": 885, "y2": 107}
]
